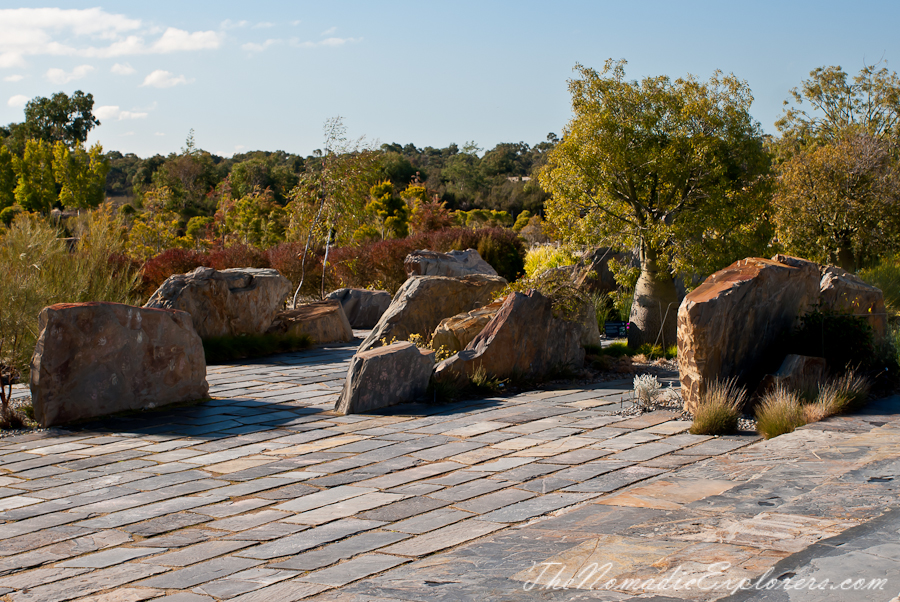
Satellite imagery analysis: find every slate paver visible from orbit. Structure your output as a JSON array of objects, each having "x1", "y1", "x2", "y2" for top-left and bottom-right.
[{"x1": 3, "y1": 342, "x2": 896, "y2": 601}]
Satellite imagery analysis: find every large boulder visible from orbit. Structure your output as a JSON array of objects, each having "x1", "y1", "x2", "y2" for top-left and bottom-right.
[
  {"x1": 30, "y1": 302, "x2": 208, "y2": 427},
  {"x1": 335, "y1": 341, "x2": 434, "y2": 415},
  {"x1": 431, "y1": 301, "x2": 505, "y2": 355},
  {"x1": 268, "y1": 300, "x2": 353, "y2": 344},
  {"x1": 325, "y1": 288, "x2": 392, "y2": 329},
  {"x1": 145, "y1": 267, "x2": 291, "y2": 339},
  {"x1": 358, "y1": 274, "x2": 507, "y2": 353},
  {"x1": 678, "y1": 256, "x2": 822, "y2": 413},
  {"x1": 775, "y1": 255, "x2": 887, "y2": 340},
  {"x1": 756, "y1": 354, "x2": 827, "y2": 398},
  {"x1": 404, "y1": 249, "x2": 499, "y2": 278},
  {"x1": 434, "y1": 290, "x2": 586, "y2": 385}
]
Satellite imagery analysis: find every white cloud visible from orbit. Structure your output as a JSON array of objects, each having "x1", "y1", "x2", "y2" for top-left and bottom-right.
[
  {"x1": 95, "y1": 105, "x2": 148, "y2": 120},
  {"x1": 8, "y1": 94, "x2": 27, "y2": 108},
  {"x1": 242, "y1": 39, "x2": 282, "y2": 53},
  {"x1": 235, "y1": 144, "x2": 245, "y2": 150},
  {"x1": 221, "y1": 19, "x2": 248, "y2": 30},
  {"x1": 149, "y1": 28, "x2": 221, "y2": 53},
  {"x1": 111, "y1": 62, "x2": 135, "y2": 75},
  {"x1": 0, "y1": 8, "x2": 221, "y2": 65},
  {"x1": 291, "y1": 20, "x2": 302, "y2": 26},
  {"x1": 253, "y1": 22, "x2": 274, "y2": 29},
  {"x1": 154, "y1": 132, "x2": 165, "y2": 136},
  {"x1": 45, "y1": 63, "x2": 94, "y2": 84},
  {"x1": 321, "y1": 26, "x2": 337, "y2": 36},
  {"x1": 141, "y1": 69, "x2": 192, "y2": 88},
  {"x1": 3, "y1": 74, "x2": 24, "y2": 82},
  {"x1": 291, "y1": 37, "x2": 360, "y2": 49}
]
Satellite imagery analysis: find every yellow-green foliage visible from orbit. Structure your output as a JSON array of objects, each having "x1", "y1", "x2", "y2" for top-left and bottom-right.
[
  {"x1": 860, "y1": 256, "x2": 900, "y2": 318},
  {"x1": 523, "y1": 245, "x2": 578, "y2": 278}
]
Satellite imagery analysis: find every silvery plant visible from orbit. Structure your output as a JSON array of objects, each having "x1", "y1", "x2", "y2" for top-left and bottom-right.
[{"x1": 633, "y1": 374, "x2": 662, "y2": 408}]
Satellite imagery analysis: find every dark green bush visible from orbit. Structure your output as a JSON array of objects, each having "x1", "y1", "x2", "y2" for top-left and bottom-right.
[{"x1": 790, "y1": 307, "x2": 875, "y2": 371}]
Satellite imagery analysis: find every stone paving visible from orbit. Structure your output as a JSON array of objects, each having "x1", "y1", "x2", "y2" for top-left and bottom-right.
[{"x1": 0, "y1": 334, "x2": 898, "y2": 601}]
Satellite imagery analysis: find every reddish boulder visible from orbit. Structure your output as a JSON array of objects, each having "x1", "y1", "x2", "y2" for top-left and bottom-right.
[
  {"x1": 677, "y1": 257, "x2": 820, "y2": 413},
  {"x1": 30, "y1": 302, "x2": 208, "y2": 427}
]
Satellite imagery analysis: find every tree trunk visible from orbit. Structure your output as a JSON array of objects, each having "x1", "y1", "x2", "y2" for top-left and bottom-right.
[
  {"x1": 836, "y1": 240, "x2": 856, "y2": 272},
  {"x1": 627, "y1": 249, "x2": 679, "y2": 349}
]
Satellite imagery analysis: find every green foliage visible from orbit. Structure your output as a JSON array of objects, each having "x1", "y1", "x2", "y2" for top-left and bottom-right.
[
  {"x1": 366, "y1": 180, "x2": 409, "y2": 239},
  {"x1": 755, "y1": 386, "x2": 807, "y2": 439},
  {"x1": 498, "y1": 267, "x2": 587, "y2": 322},
  {"x1": 689, "y1": 379, "x2": 745, "y2": 435},
  {"x1": 789, "y1": 307, "x2": 875, "y2": 371},
  {"x1": 202, "y1": 333, "x2": 314, "y2": 364},
  {"x1": 223, "y1": 190, "x2": 287, "y2": 248},
  {"x1": 0, "y1": 206, "x2": 21, "y2": 227},
  {"x1": 523, "y1": 245, "x2": 578, "y2": 278},
  {"x1": 513, "y1": 210, "x2": 532, "y2": 232},
  {"x1": 0, "y1": 146, "x2": 15, "y2": 210},
  {"x1": 859, "y1": 256, "x2": 900, "y2": 318},
  {"x1": 540, "y1": 60, "x2": 773, "y2": 279},
  {"x1": 476, "y1": 232, "x2": 524, "y2": 282},
  {"x1": 22, "y1": 91, "x2": 100, "y2": 148},
  {"x1": 469, "y1": 364, "x2": 507, "y2": 394},
  {"x1": 52, "y1": 142, "x2": 110, "y2": 210},
  {"x1": 608, "y1": 257, "x2": 639, "y2": 322},
  {"x1": 12, "y1": 139, "x2": 56, "y2": 213}
]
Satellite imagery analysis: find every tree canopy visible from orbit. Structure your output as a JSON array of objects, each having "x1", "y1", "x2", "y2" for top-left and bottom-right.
[{"x1": 540, "y1": 60, "x2": 772, "y2": 346}]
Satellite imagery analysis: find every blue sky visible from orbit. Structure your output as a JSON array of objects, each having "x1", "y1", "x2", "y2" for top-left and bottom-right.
[{"x1": 1, "y1": 1, "x2": 898, "y2": 158}]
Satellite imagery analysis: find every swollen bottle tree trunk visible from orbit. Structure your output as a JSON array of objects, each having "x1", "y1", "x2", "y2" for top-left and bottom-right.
[{"x1": 627, "y1": 249, "x2": 679, "y2": 349}]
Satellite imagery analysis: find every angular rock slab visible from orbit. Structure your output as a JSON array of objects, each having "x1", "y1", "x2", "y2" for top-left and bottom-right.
[
  {"x1": 358, "y1": 274, "x2": 507, "y2": 353},
  {"x1": 268, "y1": 300, "x2": 353, "y2": 344},
  {"x1": 434, "y1": 290, "x2": 585, "y2": 385},
  {"x1": 335, "y1": 342, "x2": 434, "y2": 415},
  {"x1": 145, "y1": 267, "x2": 291, "y2": 338},
  {"x1": 30, "y1": 302, "x2": 208, "y2": 427},
  {"x1": 431, "y1": 301, "x2": 504, "y2": 354},
  {"x1": 677, "y1": 257, "x2": 821, "y2": 413},
  {"x1": 325, "y1": 288, "x2": 392, "y2": 329},
  {"x1": 404, "y1": 249, "x2": 498, "y2": 278}
]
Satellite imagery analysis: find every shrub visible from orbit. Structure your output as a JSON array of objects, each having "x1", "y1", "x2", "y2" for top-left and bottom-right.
[
  {"x1": 690, "y1": 379, "x2": 746, "y2": 435},
  {"x1": 139, "y1": 248, "x2": 205, "y2": 298},
  {"x1": 523, "y1": 245, "x2": 578, "y2": 278},
  {"x1": 756, "y1": 386, "x2": 806, "y2": 439},
  {"x1": 860, "y1": 257, "x2": 900, "y2": 318},
  {"x1": 206, "y1": 243, "x2": 270, "y2": 271},
  {"x1": 790, "y1": 307, "x2": 875, "y2": 371},
  {"x1": 469, "y1": 364, "x2": 506, "y2": 394},
  {"x1": 633, "y1": 374, "x2": 662, "y2": 407}
]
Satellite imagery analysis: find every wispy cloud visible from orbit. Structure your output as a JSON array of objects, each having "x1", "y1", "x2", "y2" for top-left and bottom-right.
[
  {"x1": 46, "y1": 64, "x2": 94, "y2": 84},
  {"x1": 242, "y1": 39, "x2": 282, "y2": 53},
  {"x1": 154, "y1": 132, "x2": 165, "y2": 136},
  {"x1": 8, "y1": 94, "x2": 27, "y2": 108},
  {"x1": 95, "y1": 105, "x2": 148, "y2": 120},
  {"x1": 290, "y1": 20, "x2": 302, "y2": 26},
  {"x1": 111, "y1": 62, "x2": 135, "y2": 75},
  {"x1": 221, "y1": 19, "x2": 248, "y2": 30},
  {"x1": 320, "y1": 26, "x2": 337, "y2": 36},
  {"x1": 3, "y1": 74, "x2": 24, "y2": 82},
  {"x1": 253, "y1": 22, "x2": 274, "y2": 29},
  {"x1": 290, "y1": 37, "x2": 360, "y2": 48},
  {"x1": 0, "y1": 8, "x2": 221, "y2": 67},
  {"x1": 141, "y1": 69, "x2": 193, "y2": 88}
]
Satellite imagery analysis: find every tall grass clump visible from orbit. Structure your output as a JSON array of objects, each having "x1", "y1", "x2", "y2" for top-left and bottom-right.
[
  {"x1": 690, "y1": 378, "x2": 746, "y2": 435},
  {"x1": 523, "y1": 245, "x2": 578, "y2": 278},
  {"x1": 0, "y1": 211, "x2": 139, "y2": 413},
  {"x1": 755, "y1": 386, "x2": 806, "y2": 439}
]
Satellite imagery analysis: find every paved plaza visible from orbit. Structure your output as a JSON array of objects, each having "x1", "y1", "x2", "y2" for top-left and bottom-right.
[{"x1": 0, "y1": 335, "x2": 899, "y2": 601}]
